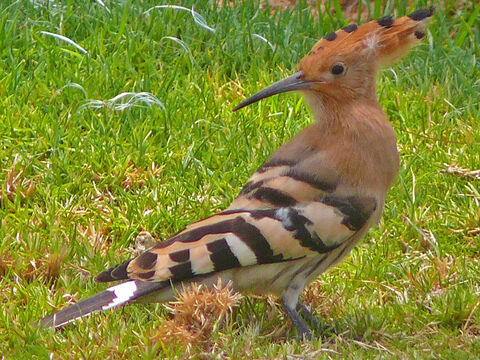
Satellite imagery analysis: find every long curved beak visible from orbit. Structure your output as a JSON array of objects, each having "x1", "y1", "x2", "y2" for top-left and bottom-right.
[{"x1": 233, "y1": 71, "x2": 311, "y2": 111}]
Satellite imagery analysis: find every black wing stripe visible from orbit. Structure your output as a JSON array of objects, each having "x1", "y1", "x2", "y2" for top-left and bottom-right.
[
  {"x1": 258, "y1": 158, "x2": 297, "y2": 173},
  {"x1": 169, "y1": 249, "x2": 190, "y2": 263},
  {"x1": 231, "y1": 217, "x2": 283, "y2": 264},
  {"x1": 319, "y1": 195, "x2": 376, "y2": 231},
  {"x1": 251, "y1": 186, "x2": 297, "y2": 207},
  {"x1": 281, "y1": 208, "x2": 343, "y2": 253},
  {"x1": 136, "y1": 270, "x2": 156, "y2": 280},
  {"x1": 96, "y1": 260, "x2": 131, "y2": 283},
  {"x1": 169, "y1": 262, "x2": 194, "y2": 281},
  {"x1": 282, "y1": 168, "x2": 337, "y2": 192},
  {"x1": 159, "y1": 220, "x2": 236, "y2": 245},
  {"x1": 207, "y1": 238, "x2": 241, "y2": 271},
  {"x1": 135, "y1": 251, "x2": 157, "y2": 270},
  {"x1": 95, "y1": 266, "x2": 118, "y2": 282},
  {"x1": 239, "y1": 180, "x2": 265, "y2": 195},
  {"x1": 249, "y1": 208, "x2": 341, "y2": 254}
]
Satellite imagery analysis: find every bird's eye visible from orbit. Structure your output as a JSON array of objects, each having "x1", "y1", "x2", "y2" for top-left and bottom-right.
[{"x1": 331, "y1": 63, "x2": 345, "y2": 75}]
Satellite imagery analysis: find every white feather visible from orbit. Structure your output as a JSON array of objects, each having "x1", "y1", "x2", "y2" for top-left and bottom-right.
[
  {"x1": 102, "y1": 281, "x2": 137, "y2": 310},
  {"x1": 364, "y1": 33, "x2": 380, "y2": 51}
]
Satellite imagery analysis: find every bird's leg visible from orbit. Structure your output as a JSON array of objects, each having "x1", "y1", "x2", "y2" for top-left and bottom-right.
[
  {"x1": 296, "y1": 301, "x2": 336, "y2": 336},
  {"x1": 281, "y1": 296, "x2": 312, "y2": 340},
  {"x1": 296, "y1": 301, "x2": 320, "y2": 329}
]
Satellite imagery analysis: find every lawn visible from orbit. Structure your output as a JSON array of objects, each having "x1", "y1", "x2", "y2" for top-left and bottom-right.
[{"x1": 1, "y1": 0, "x2": 479, "y2": 358}]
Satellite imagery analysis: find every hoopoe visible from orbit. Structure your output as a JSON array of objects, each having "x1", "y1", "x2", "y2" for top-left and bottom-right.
[{"x1": 39, "y1": 8, "x2": 434, "y2": 339}]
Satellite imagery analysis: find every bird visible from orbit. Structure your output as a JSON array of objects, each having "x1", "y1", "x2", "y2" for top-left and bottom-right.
[{"x1": 39, "y1": 7, "x2": 434, "y2": 339}]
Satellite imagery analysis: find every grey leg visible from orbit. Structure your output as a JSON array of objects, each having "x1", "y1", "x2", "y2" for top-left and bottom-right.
[
  {"x1": 296, "y1": 301, "x2": 321, "y2": 330},
  {"x1": 282, "y1": 297, "x2": 312, "y2": 340},
  {"x1": 296, "y1": 301, "x2": 336, "y2": 335}
]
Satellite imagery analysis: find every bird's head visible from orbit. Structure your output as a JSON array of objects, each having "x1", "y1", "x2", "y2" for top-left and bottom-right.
[{"x1": 234, "y1": 7, "x2": 433, "y2": 110}]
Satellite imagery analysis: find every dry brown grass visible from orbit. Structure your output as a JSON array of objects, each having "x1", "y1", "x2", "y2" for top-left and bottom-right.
[
  {"x1": 3, "y1": 164, "x2": 35, "y2": 202},
  {"x1": 152, "y1": 280, "x2": 242, "y2": 351},
  {"x1": 77, "y1": 223, "x2": 112, "y2": 255},
  {"x1": 42, "y1": 249, "x2": 68, "y2": 282},
  {"x1": 0, "y1": 251, "x2": 12, "y2": 278},
  {"x1": 122, "y1": 162, "x2": 163, "y2": 191},
  {"x1": 13, "y1": 248, "x2": 68, "y2": 284}
]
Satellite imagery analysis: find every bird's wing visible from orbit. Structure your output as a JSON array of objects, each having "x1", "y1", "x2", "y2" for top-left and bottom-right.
[
  {"x1": 227, "y1": 157, "x2": 338, "y2": 210},
  {"x1": 96, "y1": 194, "x2": 377, "y2": 284}
]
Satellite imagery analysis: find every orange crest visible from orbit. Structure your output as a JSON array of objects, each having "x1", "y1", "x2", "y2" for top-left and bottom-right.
[
  {"x1": 300, "y1": 8, "x2": 434, "y2": 72},
  {"x1": 234, "y1": 8, "x2": 434, "y2": 110}
]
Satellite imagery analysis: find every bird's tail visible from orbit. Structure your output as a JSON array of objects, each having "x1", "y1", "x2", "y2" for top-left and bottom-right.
[{"x1": 39, "y1": 280, "x2": 166, "y2": 328}]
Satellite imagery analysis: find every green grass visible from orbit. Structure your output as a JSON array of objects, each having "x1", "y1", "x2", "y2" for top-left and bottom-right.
[{"x1": 1, "y1": 0, "x2": 479, "y2": 358}]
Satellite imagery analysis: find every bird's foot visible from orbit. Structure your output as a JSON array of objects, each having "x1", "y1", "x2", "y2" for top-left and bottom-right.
[
  {"x1": 282, "y1": 297, "x2": 314, "y2": 340},
  {"x1": 296, "y1": 301, "x2": 337, "y2": 337}
]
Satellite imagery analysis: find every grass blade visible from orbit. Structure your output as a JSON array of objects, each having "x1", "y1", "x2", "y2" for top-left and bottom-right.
[{"x1": 40, "y1": 31, "x2": 88, "y2": 54}]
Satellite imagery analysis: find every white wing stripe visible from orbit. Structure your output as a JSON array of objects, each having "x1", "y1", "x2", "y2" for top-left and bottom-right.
[{"x1": 225, "y1": 233, "x2": 257, "y2": 266}]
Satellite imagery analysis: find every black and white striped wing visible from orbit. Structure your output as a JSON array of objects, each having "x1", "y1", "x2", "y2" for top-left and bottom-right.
[{"x1": 97, "y1": 194, "x2": 376, "y2": 285}]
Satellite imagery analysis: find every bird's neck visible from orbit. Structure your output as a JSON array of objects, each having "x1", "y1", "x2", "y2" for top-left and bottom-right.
[
  {"x1": 303, "y1": 91, "x2": 380, "y2": 127},
  {"x1": 303, "y1": 91, "x2": 400, "y2": 193}
]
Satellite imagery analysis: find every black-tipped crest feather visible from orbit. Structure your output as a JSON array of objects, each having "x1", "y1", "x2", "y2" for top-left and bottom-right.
[{"x1": 408, "y1": 7, "x2": 434, "y2": 21}]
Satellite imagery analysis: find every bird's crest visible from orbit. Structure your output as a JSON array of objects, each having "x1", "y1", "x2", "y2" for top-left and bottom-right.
[
  {"x1": 233, "y1": 8, "x2": 434, "y2": 111},
  {"x1": 300, "y1": 7, "x2": 434, "y2": 71}
]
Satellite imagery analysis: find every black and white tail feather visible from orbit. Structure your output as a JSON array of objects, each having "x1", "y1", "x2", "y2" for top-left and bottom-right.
[{"x1": 40, "y1": 280, "x2": 164, "y2": 328}]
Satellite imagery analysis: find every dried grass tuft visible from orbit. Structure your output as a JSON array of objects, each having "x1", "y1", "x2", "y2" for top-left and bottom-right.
[
  {"x1": 0, "y1": 252, "x2": 13, "y2": 277},
  {"x1": 22, "y1": 259, "x2": 43, "y2": 283},
  {"x1": 302, "y1": 280, "x2": 338, "y2": 318},
  {"x1": 153, "y1": 280, "x2": 242, "y2": 349},
  {"x1": 16, "y1": 248, "x2": 67, "y2": 284},
  {"x1": 3, "y1": 165, "x2": 36, "y2": 202},
  {"x1": 43, "y1": 249, "x2": 68, "y2": 281},
  {"x1": 122, "y1": 163, "x2": 162, "y2": 191},
  {"x1": 77, "y1": 223, "x2": 111, "y2": 255}
]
